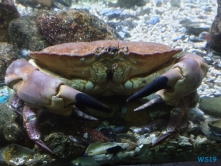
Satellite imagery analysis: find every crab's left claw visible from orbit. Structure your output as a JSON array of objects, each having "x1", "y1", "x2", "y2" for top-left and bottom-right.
[{"x1": 127, "y1": 54, "x2": 209, "y2": 110}]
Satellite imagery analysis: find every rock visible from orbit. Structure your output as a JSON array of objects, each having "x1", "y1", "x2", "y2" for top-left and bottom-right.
[
  {"x1": 118, "y1": 31, "x2": 125, "y2": 39},
  {"x1": 153, "y1": 0, "x2": 162, "y2": 7},
  {"x1": 36, "y1": 9, "x2": 118, "y2": 45},
  {"x1": 193, "y1": 135, "x2": 209, "y2": 146},
  {"x1": 203, "y1": 5, "x2": 212, "y2": 12},
  {"x1": 0, "y1": 87, "x2": 9, "y2": 104},
  {"x1": 1, "y1": 144, "x2": 34, "y2": 166},
  {"x1": 189, "y1": 108, "x2": 205, "y2": 124},
  {"x1": 0, "y1": 42, "x2": 17, "y2": 83},
  {"x1": 146, "y1": 16, "x2": 160, "y2": 25},
  {"x1": 179, "y1": 27, "x2": 187, "y2": 33},
  {"x1": 210, "y1": 0, "x2": 221, "y2": 53},
  {"x1": 8, "y1": 8, "x2": 118, "y2": 50},
  {"x1": 172, "y1": 35, "x2": 186, "y2": 42},
  {"x1": 189, "y1": 35, "x2": 204, "y2": 42},
  {"x1": 170, "y1": 0, "x2": 181, "y2": 7},
  {"x1": 182, "y1": 21, "x2": 211, "y2": 36},
  {"x1": 98, "y1": 127, "x2": 116, "y2": 142},
  {"x1": 44, "y1": 133, "x2": 87, "y2": 159},
  {"x1": 102, "y1": 9, "x2": 123, "y2": 19},
  {"x1": 8, "y1": 12, "x2": 50, "y2": 51},
  {"x1": 183, "y1": 0, "x2": 195, "y2": 3},
  {"x1": 208, "y1": 119, "x2": 221, "y2": 136},
  {"x1": 213, "y1": 59, "x2": 221, "y2": 69},
  {"x1": 199, "y1": 97, "x2": 221, "y2": 117},
  {"x1": 16, "y1": 0, "x2": 72, "y2": 8},
  {"x1": 200, "y1": 121, "x2": 211, "y2": 136},
  {"x1": 108, "y1": 18, "x2": 137, "y2": 35},
  {"x1": 0, "y1": 0, "x2": 20, "y2": 42},
  {"x1": 108, "y1": 0, "x2": 147, "y2": 8},
  {"x1": 136, "y1": 7, "x2": 151, "y2": 16},
  {"x1": 203, "y1": 56, "x2": 213, "y2": 65},
  {"x1": 0, "y1": 103, "x2": 24, "y2": 145},
  {"x1": 132, "y1": 119, "x2": 168, "y2": 134},
  {"x1": 178, "y1": 135, "x2": 192, "y2": 147},
  {"x1": 85, "y1": 142, "x2": 129, "y2": 156}
]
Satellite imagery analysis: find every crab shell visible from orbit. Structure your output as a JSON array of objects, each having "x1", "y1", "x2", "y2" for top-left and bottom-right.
[{"x1": 28, "y1": 40, "x2": 183, "y2": 96}]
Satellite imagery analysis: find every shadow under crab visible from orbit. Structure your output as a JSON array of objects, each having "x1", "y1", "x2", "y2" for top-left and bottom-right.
[{"x1": 4, "y1": 40, "x2": 208, "y2": 157}]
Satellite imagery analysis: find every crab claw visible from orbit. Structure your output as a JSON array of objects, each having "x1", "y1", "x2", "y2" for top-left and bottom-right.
[
  {"x1": 127, "y1": 54, "x2": 209, "y2": 109},
  {"x1": 5, "y1": 59, "x2": 111, "y2": 116},
  {"x1": 72, "y1": 107, "x2": 98, "y2": 121}
]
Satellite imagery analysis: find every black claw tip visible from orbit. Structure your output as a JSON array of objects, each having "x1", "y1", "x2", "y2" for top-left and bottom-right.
[
  {"x1": 127, "y1": 76, "x2": 171, "y2": 102},
  {"x1": 75, "y1": 93, "x2": 112, "y2": 113}
]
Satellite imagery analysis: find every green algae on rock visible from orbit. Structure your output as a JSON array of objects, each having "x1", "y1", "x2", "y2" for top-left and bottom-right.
[
  {"x1": 8, "y1": 11, "x2": 50, "y2": 51},
  {"x1": 0, "y1": 43, "x2": 17, "y2": 83},
  {"x1": 0, "y1": 103, "x2": 23, "y2": 145},
  {"x1": 0, "y1": 0, "x2": 20, "y2": 42}
]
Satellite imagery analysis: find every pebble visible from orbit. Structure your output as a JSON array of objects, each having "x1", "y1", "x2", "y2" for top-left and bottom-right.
[
  {"x1": 172, "y1": 35, "x2": 185, "y2": 42},
  {"x1": 203, "y1": 5, "x2": 212, "y2": 12},
  {"x1": 118, "y1": 31, "x2": 126, "y2": 39},
  {"x1": 146, "y1": 16, "x2": 160, "y2": 25},
  {"x1": 199, "y1": 97, "x2": 221, "y2": 117},
  {"x1": 106, "y1": 9, "x2": 122, "y2": 19},
  {"x1": 0, "y1": 87, "x2": 9, "y2": 104},
  {"x1": 213, "y1": 60, "x2": 221, "y2": 69},
  {"x1": 170, "y1": 0, "x2": 181, "y2": 7},
  {"x1": 203, "y1": 56, "x2": 213, "y2": 65},
  {"x1": 189, "y1": 35, "x2": 204, "y2": 42},
  {"x1": 153, "y1": 0, "x2": 162, "y2": 7}
]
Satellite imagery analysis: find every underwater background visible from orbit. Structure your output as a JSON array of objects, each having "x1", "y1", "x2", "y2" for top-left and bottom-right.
[{"x1": 0, "y1": 0, "x2": 221, "y2": 165}]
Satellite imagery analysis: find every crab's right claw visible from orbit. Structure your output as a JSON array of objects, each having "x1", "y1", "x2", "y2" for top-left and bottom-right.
[
  {"x1": 5, "y1": 59, "x2": 112, "y2": 116},
  {"x1": 57, "y1": 84, "x2": 112, "y2": 114},
  {"x1": 127, "y1": 54, "x2": 209, "y2": 110}
]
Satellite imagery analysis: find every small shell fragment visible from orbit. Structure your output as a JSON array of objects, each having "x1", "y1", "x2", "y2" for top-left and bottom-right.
[{"x1": 85, "y1": 141, "x2": 129, "y2": 156}]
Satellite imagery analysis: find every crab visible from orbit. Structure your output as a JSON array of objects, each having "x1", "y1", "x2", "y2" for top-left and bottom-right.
[{"x1": 5, "y1": 40, "x2": 208, "y2": 154}]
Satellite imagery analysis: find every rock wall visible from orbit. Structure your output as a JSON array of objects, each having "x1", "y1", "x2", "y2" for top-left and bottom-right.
[{"x1": 211, "y1": 0, "x2": 221, "y2": 53}]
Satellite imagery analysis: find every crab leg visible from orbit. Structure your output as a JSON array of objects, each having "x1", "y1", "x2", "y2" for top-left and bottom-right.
[
  {"x1": 152, "y1": 97, "x2": 189, "y2": 146},
  {"x1": 23, "y1": 105, "x2": 53, "y2": 154},
  {"x1": 11, "y1": 95, "x2": 53, "y2": 153},
  {"x1": 11, "y1": 94, "x2": 24, "y2": 115}
]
